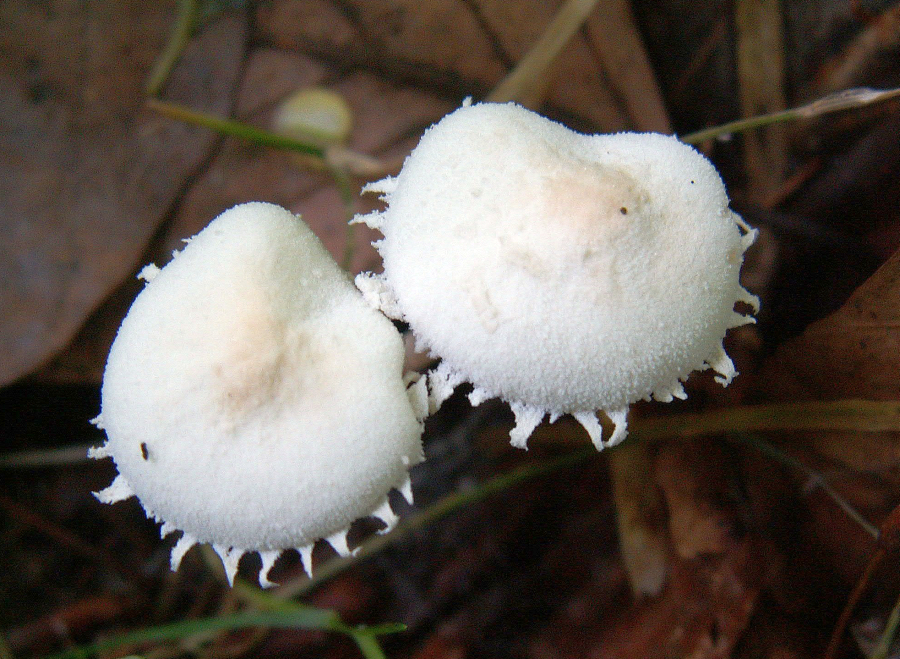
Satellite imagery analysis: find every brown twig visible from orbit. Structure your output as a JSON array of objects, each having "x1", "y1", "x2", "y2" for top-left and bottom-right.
[
  {"x1": 487, "y1": 0, "x2": 602, "y2": 106},
  {"x1": 825, "y1": 503, "x2": 900, "y2": 659}
]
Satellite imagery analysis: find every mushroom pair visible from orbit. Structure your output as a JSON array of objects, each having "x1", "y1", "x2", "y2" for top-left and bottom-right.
[{"x1": 92, "y1": 102, "x2": 758, "y2": 586}]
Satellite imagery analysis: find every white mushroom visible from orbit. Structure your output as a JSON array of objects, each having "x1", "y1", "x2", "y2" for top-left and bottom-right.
[
  {"x1": 91, "y1": 202, "x2": 425, "y2": 587},
  {"x1": 355, "y1": 102, "x2": 758, "y2": 451}
]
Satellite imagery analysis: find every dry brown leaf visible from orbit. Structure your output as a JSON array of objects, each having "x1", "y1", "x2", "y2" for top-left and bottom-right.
[
  {"x1": 0, "y1": 2, "x2": 246, "y2": 386},
  {"x1": 531, "y1": 543, "x2": 759, "y2": 659},
  {"x1": 654, "y1": 439, "x2": 740, "y2": 559},
  {"x1": 40, "y1": 49, "x2": 454, "y2": 382},
  {"x1": 759, "y1": 247, "x2": 900, "y2": 442},
  {"x1": 256, "y1": 0, "x2": 659, "y2": 131},
  {"x1": 756, "y1": 247, "x2": 900, "y2": 584},
  {"x1": 592, "y1": 547, "x2": 759, "y2": 659},
  {"x1": 256, "y1": 0, "x2": 506, "y2": 91}
]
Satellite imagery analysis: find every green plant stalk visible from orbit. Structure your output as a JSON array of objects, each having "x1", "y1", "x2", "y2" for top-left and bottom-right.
[
  {"x1": 328, "y1": 163, "x2": 358, "y2": 270},
  {"x1": 872, "y1": 587, "x2": 900, "y2": 659},
  {"x1": 146, "y1": 99, "x2": 325, "y2": 158},
  {"x1": 45, "y1": 611, "x2": 330, "y2": 659},
  {"x1": 145, "y1": 0, "x2": 200, "y2": 97},
  {"x1": 352, "y1": 632, "x2": 391, "y2": 659},
  {"x1": 232, "y1": 573, "x2": 404, "y2": 659},
  {"x1": 204, "y1": 550, "x2": 402, "y2": 659},
  {"x1": 43, "y1": 609, "x2": 403, "y2": 659},
  {"x1": 681, "y1": 86, "x2": 900, "y2": 144}
]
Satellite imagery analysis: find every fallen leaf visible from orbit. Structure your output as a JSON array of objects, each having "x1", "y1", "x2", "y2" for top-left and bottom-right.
[
  {"x1": 759, "y1": 247, "x2": 900, "y2": 465},
  {"x1": 531, "y1": 543, "x2": 759, "y2": 659},
  {"x1": 654, "y1": 439, "x2": 741, "y2": 559},
  {"x1": 756, "y1": 247, "x2": 900, "y2": 585},
  {"x1": 255, "y1": 0, "x2": 664, "y2": 131},
  {"x1": 0, "y1": 2, "x2": 247, "y2": 386}
]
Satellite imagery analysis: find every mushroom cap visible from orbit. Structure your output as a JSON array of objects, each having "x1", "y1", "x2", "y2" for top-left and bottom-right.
[
  {"x1": 94, "y1": 202, "x2": 423, "y2": 577},
  {"x1": 357, "y1": 103, "x2": 757, "y2": 448}
]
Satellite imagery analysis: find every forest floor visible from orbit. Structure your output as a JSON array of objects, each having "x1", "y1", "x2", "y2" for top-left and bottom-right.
[{"x1": 2, "y1": 1, "x2": 900, "y2": 658}]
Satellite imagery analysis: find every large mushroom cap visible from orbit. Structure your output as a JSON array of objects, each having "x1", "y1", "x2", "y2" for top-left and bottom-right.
[
  {"x1": 355, "y1": 102, "x2": 758, "y2": 450},
  {"x1": 92, "y1": 202, "x2": 424, "y2": 586}
]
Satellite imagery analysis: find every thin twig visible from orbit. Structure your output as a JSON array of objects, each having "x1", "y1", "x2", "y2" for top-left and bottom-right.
[
  {"x1": 681, "y1": 87, "x2": 900, "y2": 144},
  {"x1": 826, "y1": 503, "x2": 900, "y2": 658},
  {"x1": 825, "y1": 547, "x2": 888, "y2": 659},
  {"x1": 146, "y1": 0, "x2": 200, "y2": 97},
  {"x1": 730, "y1": 433, "x2": 879, "y2": 539},
  {"x1": 487, "y1": 0, "x2": 602, "y2": 106},
  {"x1": 0, "y1": 445, "x2": 95, "y2": 468},
  {"x1": 631, "y1": 400, "x2": 900, "y2": 444},
  {"x1": 147, "y1": 99, "x2": 325, "y2": 157}
]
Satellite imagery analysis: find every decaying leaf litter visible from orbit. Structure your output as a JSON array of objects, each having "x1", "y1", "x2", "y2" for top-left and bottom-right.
[{"x1": 2, "y1": 0, "x2": 900, "y2": 658}]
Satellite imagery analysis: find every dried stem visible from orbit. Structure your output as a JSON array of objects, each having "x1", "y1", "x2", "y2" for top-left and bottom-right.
[
  {"x1": 487, "y1": 0, "x2": 602, "y2": 106},
  {"x1": 681, "y1": 87, "x2": 900, "y2": 144},
  {"x1": 730, "y1": 433, "x2": 879, "y2": 539},
  {"x1": 145, "y1": 0, "x2": 200, "y2": 97},
  {"x1": 146, "y1": 99, "x2": 324, "y2": 157}
]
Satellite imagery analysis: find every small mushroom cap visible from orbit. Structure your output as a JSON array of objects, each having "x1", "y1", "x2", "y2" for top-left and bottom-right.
[
  {"x1": 95, "y1": 203, "x2": 423, "y2": 562},
  {"x1": 357, "y1": 103, "x2": 757, "y2": 448}
]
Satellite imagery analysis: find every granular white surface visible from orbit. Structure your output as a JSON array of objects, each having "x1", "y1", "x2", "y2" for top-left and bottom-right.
[
  {"x1": 93, "y1": 202, "x2": 423, "y2": 584},
  {"x1": 356, "y1": 103, "x2": 758, "y2": 449}
]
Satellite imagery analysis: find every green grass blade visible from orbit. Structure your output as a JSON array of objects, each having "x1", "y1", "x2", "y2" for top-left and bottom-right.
[
  {"x1": 351, "y1": 631, "x2": 390, "y2": 659},
  {"x1": 44, "y1": 609, "x2": 347, "y2": 659},
  {"x1": 145, "y1": 0, "x2": 200, "y2": 97},
  {"x1": 872, "y1": 587, "x2": 900, "y2": 659},
  {"x1": 146, "y1": 99, "x2": 325, "y2": 158}
]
